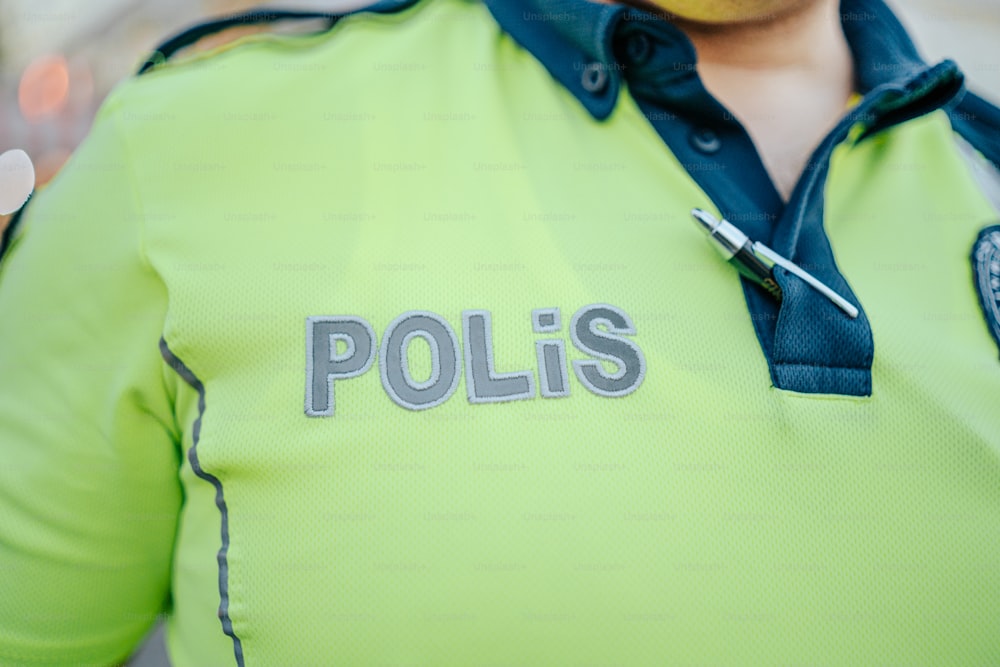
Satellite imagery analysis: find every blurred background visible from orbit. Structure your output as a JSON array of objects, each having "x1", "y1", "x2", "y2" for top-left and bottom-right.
[
  {"x1": 1, "y1": 0, "x2": 998, "y2": 192},
  {"x1": 0, "y1": 0, "x2": 998, "y2": 664}
]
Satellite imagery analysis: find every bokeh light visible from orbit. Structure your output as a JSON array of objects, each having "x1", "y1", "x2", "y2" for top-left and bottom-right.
[{"x1": 18, "y1": 55, "x2": 71, "y2": 122}]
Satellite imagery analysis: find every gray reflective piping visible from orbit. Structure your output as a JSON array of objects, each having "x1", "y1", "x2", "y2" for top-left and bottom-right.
[
  {"x1": 400, "y1": 330, "x2": 442, "y2": 391},
  {"x1": 535, "y1": 339, "x2": 571, "y2": 398},
  {"x1": 462, "y1": 309, "x2": 535, "y2": 403},
  {"x1": 532, "y1": 307, "x2": 561, "y2": 333},
  {"x1": 956, "y1": 134, "x2": 1000, "y2": 215},
  {"x1": 305, "y1": 316, "x2": 377, "y2": 417},
  {"x1": 159, "y1": 337, "x2": 244, "y2": 667},
  {"x1": 379, "y1": 311, "x2": 461, "y2": 410},
  {"x1": 569, "y1": 304, "x2": 646, "y2": 397}
]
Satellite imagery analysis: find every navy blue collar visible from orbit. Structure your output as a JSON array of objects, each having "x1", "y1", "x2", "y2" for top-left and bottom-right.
[{"x1": 481, "y1": 0, "x2": 962, "y2": 123}]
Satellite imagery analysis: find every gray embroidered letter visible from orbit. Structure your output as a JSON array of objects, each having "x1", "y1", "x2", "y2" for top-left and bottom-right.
[
  {"x1": 306, "y1": 316, "x2": 377, "y2": 417},
  {"x1": 536, "y1": 339, "x2": 570, "y2": 398},
  {"x1": 380, "y1": 311, "x2": 461, "y2": 410},
  {"x1": 463, "y1": 310, "x2": 535, "y2": 403},
  {"x1": 570, "y1": 304, "x2": 646, "y2": 397}
]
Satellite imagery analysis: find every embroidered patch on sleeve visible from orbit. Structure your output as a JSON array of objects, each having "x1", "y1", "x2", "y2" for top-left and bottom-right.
[{"x1": 972, "y1": 225, "x2": 1000, "y2": 359}]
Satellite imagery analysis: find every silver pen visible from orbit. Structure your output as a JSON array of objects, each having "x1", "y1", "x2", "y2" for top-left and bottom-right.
[{"x1": 690, "y1": 208, "x2": 859, "y2": 319}]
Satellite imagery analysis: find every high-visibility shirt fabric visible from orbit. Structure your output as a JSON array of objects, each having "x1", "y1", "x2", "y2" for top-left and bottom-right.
[{"x1": 1, "y1": 0, "x2": 999, "y2": 665}]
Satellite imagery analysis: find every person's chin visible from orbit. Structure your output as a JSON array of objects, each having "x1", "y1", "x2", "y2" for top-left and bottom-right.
[{"x1": 618, "y1": 0, "x2": 810, "y2": 25}]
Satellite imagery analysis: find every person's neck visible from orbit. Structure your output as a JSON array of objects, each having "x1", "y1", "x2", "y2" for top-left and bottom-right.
[
  {"x1": 613, "y1": 0, "x2": 856, "y2": 201},
  {"x1": 670, "y1": 1, "x2": 849, "y2": 73}
]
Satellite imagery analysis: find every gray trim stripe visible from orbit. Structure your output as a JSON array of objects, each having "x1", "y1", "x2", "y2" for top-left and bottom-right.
[{"x1": 159, "y1": 337, "x2": 244, "y2": 667}]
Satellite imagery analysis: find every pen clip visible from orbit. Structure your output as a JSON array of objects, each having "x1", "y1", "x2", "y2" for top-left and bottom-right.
[{"x1": 750, "y1": 243, "x2": 859, "y2": 319}]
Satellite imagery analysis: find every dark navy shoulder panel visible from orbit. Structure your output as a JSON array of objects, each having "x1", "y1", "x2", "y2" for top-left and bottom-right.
[
  {"x1": 137, "y1": 0, "x2": 421, "y2": 75},
  {"x1": 950, "y1": 91, "x2": 1000, "y2": 171}
]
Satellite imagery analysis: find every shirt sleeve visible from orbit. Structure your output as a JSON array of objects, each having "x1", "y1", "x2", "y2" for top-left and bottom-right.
[{"x1": 0, "y1": 92, "x2": 182, "y2": 666}]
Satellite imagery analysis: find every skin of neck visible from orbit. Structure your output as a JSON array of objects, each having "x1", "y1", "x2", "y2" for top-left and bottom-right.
[
  {"x1": 595, "y1": 0, "x2": 856, "y2": 200},
  {"x1": 606, "y1": 0, "x2": 851, "y2": 73}
]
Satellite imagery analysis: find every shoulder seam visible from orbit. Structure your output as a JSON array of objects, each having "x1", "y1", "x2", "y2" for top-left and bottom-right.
[
  {"x1": 137, "y1": 9, "x2": 340, "y2": 75},
  {"x1": 136, "y1": 1, "x2": 422, "y2": 76}
]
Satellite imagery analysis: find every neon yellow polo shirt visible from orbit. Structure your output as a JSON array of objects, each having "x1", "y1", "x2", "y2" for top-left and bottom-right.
[{"x1": 1, "y1": 0, "x2": 999, "y2": 664}]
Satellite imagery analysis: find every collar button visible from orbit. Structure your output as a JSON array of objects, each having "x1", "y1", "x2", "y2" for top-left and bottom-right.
[
  {"x1": 580, "y1": 62, "x2": 609, "y2": 94},
  {"x1": 624, "y1": 32, "x2": 652, "y2": 66},
  {"x1": 690, "y1": 127, "x2": 722, "y2": 154}
]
